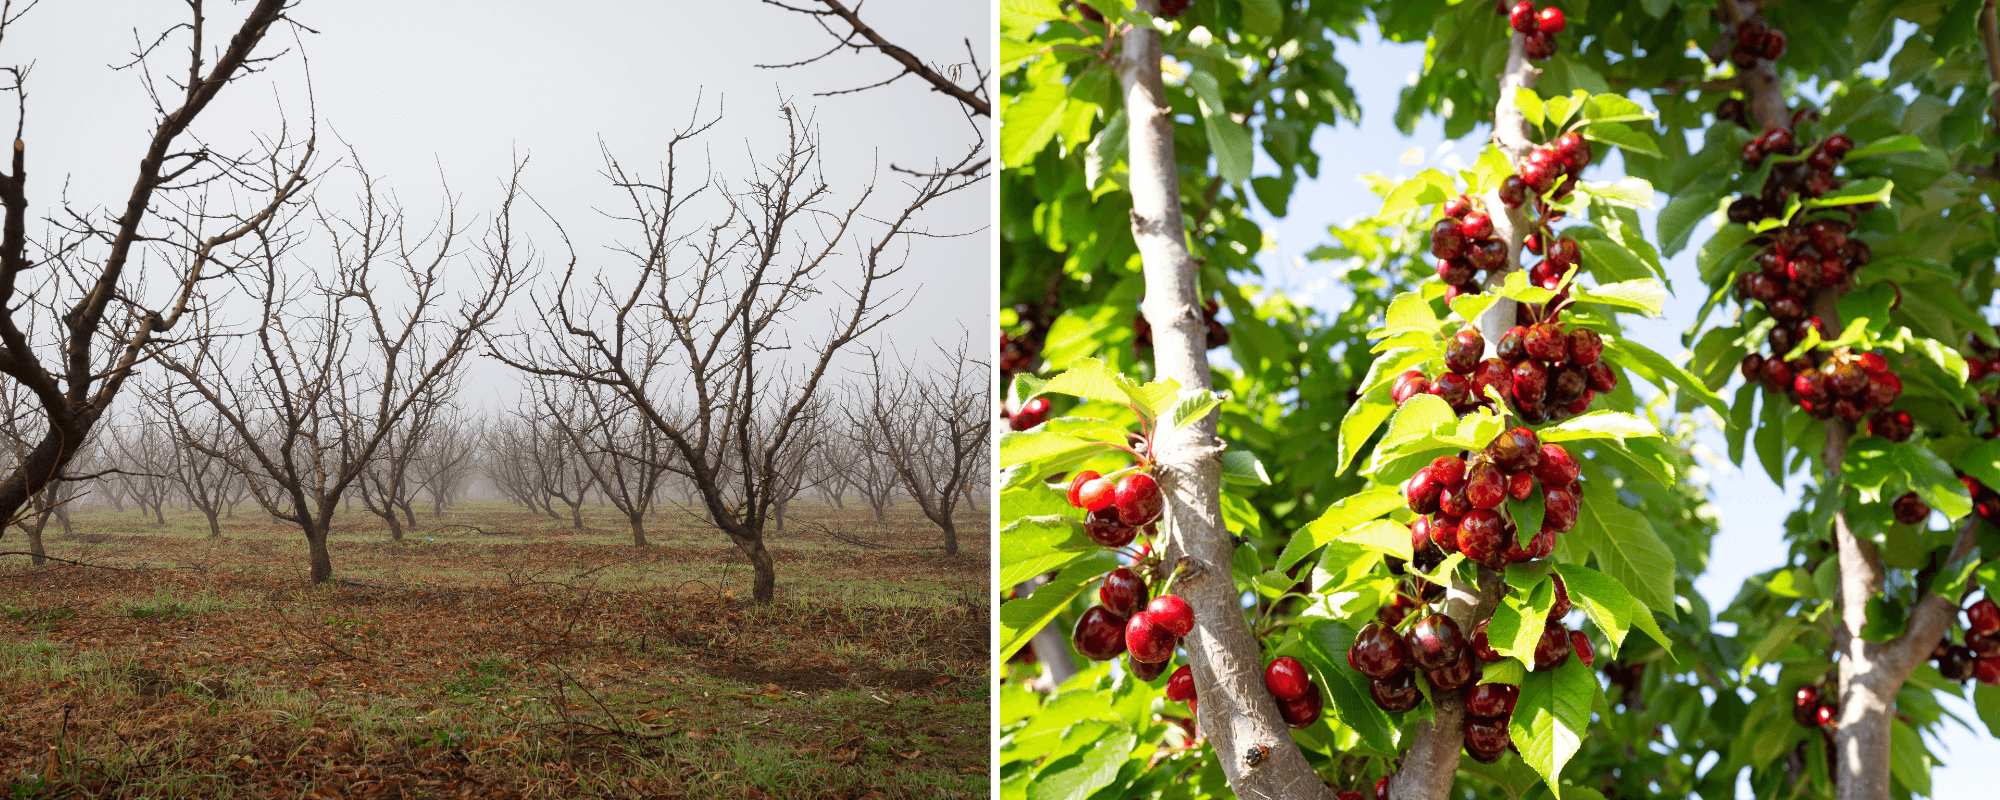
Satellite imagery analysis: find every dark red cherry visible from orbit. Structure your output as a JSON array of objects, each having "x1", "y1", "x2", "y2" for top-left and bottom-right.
[
  {"x1": 1532, "y1": 621, "x2": 1572, "y2": 671},
  {"x1": 1532, "y1": 444, "x2": 1578, "y2": 487},
  {"x1": 1278, "y1": 681, "x2": 1323, "y2": 729},
  {"x1": 1507, "y1": 470, "x2": 1536, "y2": 501},
  {"x1": 1437, "y1": 482, "x2": 1473, "y2": 518},
  {"x1": 1443, "y1": 195, "x2": 1475, "y2": 219},
  {"x1": 1939, "y1": 646, "x2": 1977, "y2": 681},
  {"x1": 1508, "y1": 1, "x2": 1538, "y2": 34},
  {"x1": 1461, "y1": 211, "x2": 1496, "y2": 240},
  {"x1": 1351, "y1": 622, "x2": 1413, "y2": 679},
  {"x1": 1404, "y1": 468, "x2": 1444, "y2": 515},
  {"x1": 1523, "y1": 30, "x2": 1556, "y2": 60},
  {"x1": 1429, "y1": 513, "x2": 1462, "y2": 554},
  {"x1": 1585, "y1": 362, "x2": 1617, "y2": 393},
  {"x1": 1864, "y1": 372, "x2": 1901, "y2": 408},
  {"x1": 1469, "y1": 618, "x2": 1504, "y2": 662},
  {"x1": 1793, "y1": 369, "x2": 1829, "y2": 403},
  {"x1": 1546, "y1": 364, "x2": 1588, "y2": 407},
  {"x1": 1425, "y1": 649, "x2": 1477, "y2": 692},
  {"x1": 1405, "y1": 614, "x2": 1467, "y2": 671},
  {"x1": 1431, "y1": 371, "x2": 1473, "y2": 407},
  {"x1": 1113, "y1": 472, "x2": 1164, "y2": 526},
  {"x1": 1465, "y1": 462, "x2": 1506, "y2": 510},
  {"x1": 1445, "y1": 329, "x2": 1486, "y2": 375},
  {"x1": 1548, "y1": 574, "x2": 1572, "y2": 620},
  {"x1": 1464, "y1": 715, "x2": 1512, "y2": 758},
  {"x1": 1967, "y1": 598, "x2": 2000, "y2": 637},
  {"x1": 1510, "y1": 359, "x2": 1548, "y2": 406},
  {"x1": 1569, "y1": 630, "x2": 1595, "y2": 666},
  {"x1": 1554, "y1": 131, "x2": 1588, "y2": 170},
  {"x1": 1100, "y1": 568, "x2": 1149, "y2": 617},
  {"x1": 1457, "y1": 509, "x2": 1507, "y2": 567},
  {"x1": 1265, "y1": 656, "x2": 1313, "y2": 702},
  {"x1": 1430, "y1": 455, "x2": 1468, "y2": 488},
  {"x1": 1566, "y1": 328, "x2": 1603, "y2": 365},
  {"x1": 1500, "y1": 175, "x2": 1528, "y2": 208},
  {"x1": 1542, "y1": 483, "x2": 1580, "y2": 532},
  {"x1": 1431, "y1": 219, "x2": 1468, "y2": 260},
  {"x1": 1524, "y1": 323, "x2": 1567, "y2": 362},
  {"x1": 1868, "y1": 409, "x2": 1913, "y2": 442},
  {"x1": 1486, "y1": 427, "x2": 1543, "y2": 473},
  {"x1": 1131, "y1": 653, "x2": 1170, "y2": 681},
  {"x1": 1892, "y1": 492, "x2": 1929, "y2": 525},
  {"x1": 1467, "y1": 681, "x2": 1519, "y2": 719},
  {"x1": 1762, "y1": 29, "x2": 1787, "y2": 60},
  {"x1": 1085, "y1": 507, "x2": 1138, "y2": 547},
  {"x1": 1166, "y1": 664, "x2": 1196, "y2": 701},
  {"x1": 1072, "y1": 605, "x2": 1129, "y2": 661},
  {"x1": 1369, "y1": 670, "x2": 1421, "y2": 712},
  {"x1": 1770, "y1": 296, "x2": 1806, "y2": 321},
  {"x1": 1496, "y1": 326, "x2": 1528, "y2": 362}
]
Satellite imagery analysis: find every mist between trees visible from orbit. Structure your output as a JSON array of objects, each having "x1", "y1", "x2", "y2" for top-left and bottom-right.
[{"x1": 0, "y1": 0, "x2": 992, "y2": 605}]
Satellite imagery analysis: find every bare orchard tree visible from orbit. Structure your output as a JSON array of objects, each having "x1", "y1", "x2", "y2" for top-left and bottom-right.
[
  {"x1": 357, "y1": 382, "x2": 458, "y2": 540},
  {"x1": 504, "y1": 394, "x2": 595, "y2": 529},
  {"x1": 805, "y1": 435, "x2": 854, "y2": 509},
  {"x1": 0, "y1": 1, "x2": 313, "y2": 533},
  {"x1": 144, "y1": 387, "x2": 244, "y2": 538},
  {"x1": 848, "y1": 340, "x2": 986, "y2": 556},
  {"x1": 157, "y1": 163, "x2": 521, "y2": 583},
  {"x1": 412, "y1": 409, "x2": 480, "y2": 517},
  {"x1": 481, "y1": 416, "x2": 550, "y2": 516},
  {"x1": 533, "y1": 378, "x2": 673, "y2": 546},
  {"x1": 762, "y1": 403, "x2": 831, "y2": 533},
  {"x1": 109, "y1": 415, "x2": 176, "y2": 526},
  {"x1": 0, "y1": 380, "x2": 98, "y2": 563},
  {"x1": 491, "y1": 100, "x2": 979, "y2": 603},
  {"x1": 843, "y1": 419, "x2": 903, "y2": 522}
]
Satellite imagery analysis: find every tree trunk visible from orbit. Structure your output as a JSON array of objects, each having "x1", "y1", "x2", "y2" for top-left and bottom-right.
[
  {"x1": 872, "y1": 499, "x2": 887, "y2": 522},
  {"x1": 153, "y1": 503, "x2": 166, "y2": 526},
  {"x1": 384, "y1": 510, "x2": 404, "y2": 541},
  {"x1": 400, "y1": 500, "x2": 416, "y2": 527},
  {"x1": 204, "y1": 509, "x2": 222, "y2": 538},
  {"x1": 22, "y1": 521, "x2": 45, "y2": 567},
  {"x1": 307, "y1": 524, "x2": 333, "y2": 584},
  {"x1": 569, "y1": 500, "x2": 583, "y2": 529},
  {"x1": 775, "y1": 500, "x2": 787, "y2": 531},
  {"x1": 1119, "y1": 6, "x2": 1331, "y2": 797},
  {"x1": 939, "y1": 516, "x2": 958, "y2": 557},
  {"x1": 629, "y1": 513, "x2": 649, "y2": 547},
  {"x1": 732, "y1": 532, "x2": 777, "y2": 604}
]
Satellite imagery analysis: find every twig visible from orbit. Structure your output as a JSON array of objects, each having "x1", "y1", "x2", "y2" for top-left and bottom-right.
[{"x1": 0, "y1": 551, "x2": 127, "y2": 569}]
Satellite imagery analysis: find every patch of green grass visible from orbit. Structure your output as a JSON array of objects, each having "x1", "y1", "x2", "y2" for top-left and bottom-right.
[{"x1": 442, "y1": 657, "x2": 518, "y2": 697}]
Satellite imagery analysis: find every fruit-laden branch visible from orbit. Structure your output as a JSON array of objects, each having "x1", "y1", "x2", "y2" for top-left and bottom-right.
[
  {"x1": 1387, "y1": 28, "x2": 1543, "y2": 800},
  {"x1": 1117, "y1": 2, "x2": 1332, "y2": 798},
  {"x1": 759, "y1": 0, "x2": 991, "y2": 117},
  {"x1": 1720, "y1": 3, "x2": 1978, "y2": 797}
]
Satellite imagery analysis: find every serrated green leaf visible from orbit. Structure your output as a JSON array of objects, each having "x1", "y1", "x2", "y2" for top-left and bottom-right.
[
  {"x1": 1536, "y1": 411, "x2": 1663, "y2": 443},
  {"x1": 1340, "y1": 519, "x2": 1413, "y2": 561},
  {"x1": 1578, "y1": 178, "x2": 1655, "y2": 210},
  {"x1": 1601, "y1": 337, "x2": 1732, "y2": 423},
  {"x1": 1894, "y1": 444, "x2": 1974, "y2": 520},
  {"x1": 1000, "y1": 515, "x2": 1092, "y2": 588},
  {"x1": 1186, "y1": 70, "x2": 1253, "y2": 186},
  {"x1": 1277, "y1": 487, "x2": 1406, "y2": 570},
  {"x1": 1844, "y1": 134, "x2": 1925, "y2": 160},
  {"x1": 1515, "y1": 88, "x2": 1546, "y2": 129},
  {"x1": 1481, "y1": 659, "x2": 1527, "y2": 685},
  {"x1": 1220, "y1": 450, "x2": 1272, "y2": 485},
  {"x1": 1570, "y1": 278, "x2": 1667, "y2": 317},
  {"x1": 1574, "y1": 480, "x2": 1677, "y2": 614},
  {"x1": 1338, "y1": 384, "x2": 1397, "y2": 475},
  {"x1": 1510, "y1": 658, "x2": 1595, "y2": 797},
  {"x1": 999, "y1": 551, "x2": 1122, "y2": 661},
  {"x1": 1579, "y1": 121, "x2": 1661, "y2": 158},
  {"x1": 1956, "y1": 441, "x2": 2000, "y2": 491},
  {"x1": 998, "y1": 431, "x2": 1103, "y2": 468},
  {"x1": 1803, "y1": 176, "x2": 1893, "y2": 209}
]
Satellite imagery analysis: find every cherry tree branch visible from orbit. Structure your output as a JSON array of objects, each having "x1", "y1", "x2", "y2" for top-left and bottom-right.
[
  {"x1": 1117, "y1": 3, "x2": 1331, "y2": 798},
  {"x1": 1389, "y1": 31, "x2": 1540, "y2": 800}
]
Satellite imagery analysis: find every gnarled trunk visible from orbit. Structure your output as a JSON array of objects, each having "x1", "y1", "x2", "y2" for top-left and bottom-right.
[{"x1": 306, "y1": 523, "x2": 333, "y2": 584}]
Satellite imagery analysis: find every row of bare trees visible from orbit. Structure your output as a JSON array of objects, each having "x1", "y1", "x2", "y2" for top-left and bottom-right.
[{"x1": 0, "y1": 0, "x2": 988, "y2": 603}]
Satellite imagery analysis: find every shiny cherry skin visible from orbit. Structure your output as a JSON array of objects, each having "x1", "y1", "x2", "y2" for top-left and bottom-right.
[
  {"x1": 1350, "y1": 622, "x2": 1413, "y2": 680},
  {"x1": 1405, "y1": 613, "x2": 1467, "y2": 671},
  {"x1": 1072, "y1": 605, "x2": 1129, "y2": 661},
  {"x1": 1125, "y1": 611, "x2": 1177, "y2": 664},
  {"x1": 1264, "y1": 656, "x2": 1313, "y2": 702},
  {"x1": 1166, "y1": 664, "x2": 1196, "y2": 701},
  {"x1": 1467, "y1": 682, "x2": 1519, "y2": 719},
  {"x1": 1113, "y1": 473, "x2": 1164, "y2": 526},
  {"x1": 1369, "y1": 670, "x2": 1421, "y2": 712},
  {"x1": 1147, "y1": 594, "x2": 1195, "y2": 637},
  {"x1": 1099, "y1": 567, "x2": 1148, "y2": 617}
]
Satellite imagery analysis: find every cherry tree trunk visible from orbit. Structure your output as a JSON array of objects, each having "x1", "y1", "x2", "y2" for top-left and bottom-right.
[{"x1": 1120, "y1": 4, "x2": 1333, "y2": 797}]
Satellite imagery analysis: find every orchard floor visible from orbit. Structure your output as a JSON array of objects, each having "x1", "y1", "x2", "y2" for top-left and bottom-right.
[{"x1": 0, "y1": 500, "x2": 988, "y2": 800}]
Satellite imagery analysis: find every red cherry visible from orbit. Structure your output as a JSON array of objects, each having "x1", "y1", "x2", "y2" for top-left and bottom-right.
[
  {"x1": 1467, "y1": 682, "x2": 1519, "y2": 718},
  {"x1": 1533, "y1": 443, "x2": 1578, "y2": 487},
  {"x1": 1443, "y1": 195, "x2": 1475, "y2": 219},
  {"x1": 1548, "y1": 574, "x2": 1572, "y2": 620},
  {"x1": 1469, "y1": 618, "x2": 1504, "y2": 662},
  {"x1": 1977, "y1": 655, "x2": 2000, "y2": 685},
  {"x1": 1374, "y1": 777, "x2": 1390, "y2": 800},
  {"x1": 1277, "y1": 682, "x2": 1323, "y2": 729},
  {"x1": 1100, "y1": 568, "x2": 1149, "y2": 617},
  {"x1": 1762, "y1": 29, "x2": 1788, "y2": 60},
  {"x1": 1507, "y1": 469, "x2": 1536, "y2": 501},
  {"x1": 1077, "y1": 477, "x2": 1117, "y2": 512},
  {"x1": 1404, "y1": 468, "x2": 1444, "y2": 514},
  {"x1": 1113, "y1": 472, "x2": 1164, "y2": 526},
  {"x1": 1404, "y1": 613, "x2": 1467, "y2": 671},
  {"x1": 1165, "y1": 664, "x2": 1196, "y2": 701},
  {"x1": 1533, "y1": 621, "x2": 1572, "y2": 670},
  {"x1": 1368, "y1": 671, "x2": 1420, "y2": 712},
  {"x1": 1508, "y1": 1, "x2": 1538, "y2": 34},
  {"x1": 1072, "y1": 606, "x2": 1129, "y2": 661},
  {"x1": 1542, "y1": 483, "x2": 1580, "y2": 532},
  {"x1": 1537, "y1": 5, "x2": 1566, "y2": 33},
  {"x1": 1125, "y1": 612, "x2": 1177, "y2": 664},
  {"x1": 1523, "y1": 30, "x2": 1556, "y2": 59},
  {"x1": 1351, "y1": 622, "x2": 1413, "y2": 680},
  {"x1": 1264, "y1": 656, "x2": 1313, "y2": 702},
  {"x1": 1066, "y1": 470, "x2": 1103, "y2": 508},
  {"x1": 1146, "y1": 594, "x2": 1195, "y2": 637},
  {"x1": 1815, "y1": 702, "x2": 1837, "y2": 727},
  {"x1": 1084, "y1": 507, "x2": 1138, "y2": 547},
  {"x1": 1968, "y1": 598, "x2": 2000, "y2": 637},
  {"x1": 1461, "y1": 211, "x2": 1495, "y2": 240},
  {"x1": 1892, "y1": 492, "x2": 1930, "y2": 525},
  {"x1": 1464, "y1": 715, "x2": 1511, "y2": 758},
  {"x1": 1424, "y1": 649, "x2": 1478, "y2": 692},
  {"x1": 1465, "y1": 462, "x2": 1507, "y2": 510},
  {"x1": 1569, "y1": 630, "x2": 1594, "y2": 666},
  {"x1": 1429, "y1": 455, "x2": 1469, "y2": 488}
]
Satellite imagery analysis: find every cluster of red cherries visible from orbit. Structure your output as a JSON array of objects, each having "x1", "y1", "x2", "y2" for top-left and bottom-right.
[
  {"x1": 1429, "y1": 133, "x2": 1593, "y2": 300},
  {"x1": 1162, "y1": 655, "x2": 1326, "y2": 732},
  {"x1": 1927, "y1": 597, "x2": 2000, "y2": 684},
  {"x1": 1739, "y1": 345, "x2": 1905, "y2": 429},
  {"x1": 1502, "y1": 2, "x2": 1565, "y2": 60},
  {"x1": 1964, "y1": 475, "x2": 2000, "y2": 528},
  {"x1": 1392, "y1": 317, "x2": 1617, "y2": 426},
  {"x1": 1065, "y1": 469, "x2": 1197, "y2": 680},
  {"x1": 1726, "y1": 20, "x2": 1788, "y2": 69},
  {"x1": 1134, "y1": 297, "x2": 1229, "y2": 355},
  {"x1": 1400, "y1": 430, "x2": 1583, "y2": 572}
]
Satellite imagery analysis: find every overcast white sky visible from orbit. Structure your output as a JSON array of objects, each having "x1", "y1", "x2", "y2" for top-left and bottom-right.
[{"x1": 11, "y1": 0, "x2": 990, "y2": 409}]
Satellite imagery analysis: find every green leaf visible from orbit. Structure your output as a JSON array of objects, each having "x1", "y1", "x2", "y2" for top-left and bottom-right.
[
  {"x1": 1340, "y1": 519, "x2": 1414, "y2": 561},
  {"x1": 1578, "y1": 178, "x2": 1655, "y2": 210},
  {"x1": 1514, "y1": 88, "x2": 1546, "y2": 129},
  {"x1": 1742, "y1": 615, "x2": 1803, "y2": 670},
  {"x1": 1542, "y1": 91, "x2": 1582, "y2": 128},
  {"x1": 1863, "y1": 594, "x2": 1906, "y2": 642},
  {"x1": 999, "y1": 430, "x2": 1104, "y2": 468},
  {"x1": 1657, "y1": 180, "x2": 1727, "y2": 258},
  {"x1": 1001, "y1": 68, "x2": 1068, "y2": 167},
  {"x1": 1536, "y1": 411, "x2": 1663, "y2": 443},
  {"x1": 1238, "y1": 0, "x2": 1283, "y2": 35},
  {"x1": 1976, "y1": 684, "x2": 2000, "y2": 738},
  {"x1": 1378, "y1": 169, "x2": 1458, "y2": 218},
  {"x1": 1185, "y1": 70, "x2": 1253, "y2": 186},
  {"x1": 1888, "y1": 719, "x2": 1932, "y2": 797},
  {"x1": 1372, "y1": 393, "x2": 1457, "y2": 462},
  {"x1": 1509, "y1": 494, "x2": 1545, "y2": 546},
  {"x1": 1385, "y1": 289, "x2": 1442, "y2": 332},
  {"x1": 1220, "y1": 450, "x2": 1273, "y2": 485},
  {"x1": 1726, "y1": 383, "x2": 1757, "y2": 466},
  {"x1": 1579, "y1": 121, "x2": 1662, "y2": 158},
  {"x1": 1802, "y1": 176, "x2": 1893, "y2": 210},
  {"x1": 1000, "y1": 515, "x2": 1092, "y2": 588},
  {"x1": 1956, "y1": 440, "x2": 2000, "y2": 491},
  {"x1": 1579, "y1": 93, "x2": 1653, "y2": 125},
  {"x1": 999, "y1": 551, "x2": 1122, "y2": 661},
  {"x1": 1481, "y1": 659, "x2": 1527, "y2": 685},
  {"x1": 1844, "y1": 134, "x2": 1925, "y2": 160},
  {"x1": 1338, "y1": 384, "x2": 1397, "y2": 475},
  {"x1": 1510, "y1": 657, "x2": 1595, "y2": 797},
  {"x1": 1027, "y1": 724, "x2": 1137, "y2": 800},
  {"x1": 1894, "y1": 444, "x2": 1974, "y2": 520},
  {"x1": 1277, "y1": 488, "x2": 1405, "y2": 569},
  {"x1": 1570, "y1": 278, "x2": 1667, "y2": 317},
  {"x1": 1553, "y1": 562, "x2": 1670, "y2": 653},
  {"x1": 1601, "y1": 336, "x2": 1732, "y2": 423},
  {"x1": 1573, "y1": 480, "x2": 1677, "y2": 614},
  {"x1": 1164, "y1": 387, "x2": 1224, "y2": 434},
  {"x1": 1000, "y1": 0, "x2": 1066, "y2": 36}
]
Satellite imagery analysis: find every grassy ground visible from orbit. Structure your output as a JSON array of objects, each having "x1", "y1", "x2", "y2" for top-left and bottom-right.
[{"x1": 0, "y1": 499, "x2": 988, "y2": 799}]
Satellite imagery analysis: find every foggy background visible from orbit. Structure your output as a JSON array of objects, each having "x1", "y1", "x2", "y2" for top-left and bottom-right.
[{"x1": 11, "y1": 0, "x2": 992, "y2": 404}]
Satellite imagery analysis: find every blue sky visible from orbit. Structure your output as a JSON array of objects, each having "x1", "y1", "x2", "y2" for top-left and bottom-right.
[{"x1": 1234, "y1": 23, "x2": 1998, "y2": 798}]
